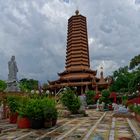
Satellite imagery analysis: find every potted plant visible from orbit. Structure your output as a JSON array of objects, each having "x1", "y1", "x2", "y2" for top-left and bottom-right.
[
  {"x1": 51, "y1": 108, "x2": 58, "y2": 126},
  {"x1": 43, "y1": 107, "x2": 53, "y2": 128},
  {"x1": 42, "y1": 98, "x2": 58, "y2": 128},
  {"x1": 128, "y1": 104, "x2": 134, "y2": 112},
  {"x1": 26, "y1": 98, "x2": 44, "y2": 129},
  {"x1": 6, "y1": 95, "x2": 20, "y2": 123},
  {"x1": 17, "y1": 97, "x2": 30, "y2": 128},
  {"x1": 134, "y1": 106, "x2": 140, "y2": 122}
]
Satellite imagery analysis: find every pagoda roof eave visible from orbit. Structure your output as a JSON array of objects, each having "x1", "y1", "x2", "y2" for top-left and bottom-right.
[
  {"x1": 47, "y1": 79, "x2": 61, "y2": 84},
  {"x1": 48, "y1": 81, "x2": 92, "y2": 89},
  {"x1": 60, "y1": 75, "x2": 94, "y2": 81},
  {"x1": 49, "y1": 76, "x2": 93, "y2": 84},
  {"x1": 58, "y1": 69, "x2": 97, "y2": 76},
  {"x1": 97, "y1": 83, "x2": 108, "y2": 85},
  {"x1": 97, "y1": 83, "x2": 108, "y2": 88}
]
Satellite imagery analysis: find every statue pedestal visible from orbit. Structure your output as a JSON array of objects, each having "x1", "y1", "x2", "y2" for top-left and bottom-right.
[{"x1": 5, "y1": 80, "x2": 20, "y2": 92}]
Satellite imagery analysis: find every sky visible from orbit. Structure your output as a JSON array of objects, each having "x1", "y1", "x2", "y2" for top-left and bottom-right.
[{"x1": 0, "y1": 0, "x2": 140, "y2": 83}]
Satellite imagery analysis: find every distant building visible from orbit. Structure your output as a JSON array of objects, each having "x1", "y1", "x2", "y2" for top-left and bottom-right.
[{"x1": 48, "y1": 10, "x2": 110, "y2": 94}]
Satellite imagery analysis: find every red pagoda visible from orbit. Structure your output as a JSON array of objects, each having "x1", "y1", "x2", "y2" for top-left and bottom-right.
[{"x1": 48, "y1": 10, "x2": 109, "y2": 94}]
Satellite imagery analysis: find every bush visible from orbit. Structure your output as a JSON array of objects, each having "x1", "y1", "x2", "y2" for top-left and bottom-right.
[
  {"x1": 101, "y1": 89, "x2": 110, "y2": 98},
  {"x1": 7, "y1": 95, "x2": 21, "y2": 113},
  {"x1": 100, "y1": 89, "x2": 111, "y2": 105},
  {"x1": 42, "y1": 97, "x2": 57, "y2": 120},
  {"x1": 85, "y1": 90, "x2": 96, "y2": 105},
  {"x1": 0, "y1": 80, "x2": 7, "y2": 91},
  {"x1": 26, "y1": 98, "x2": 44, "y2": 120},
  {"x1": 67, "y1": 98, "x2": 81, "y2": 114},
  {"x1": 60, "y1": 88, "x2": 81, "y2": 114},
  {"x1": 134, "y1": 106, "x2": 140, "y2": 115},
  {"x1": 44, "y1": 107, "x2": 58, "y2": 121},
  {"x1": 26, "y1": 97, "x2": 58, "y2": 121},
  {"x1": 128, "y1": 104, "x2": 134, "y2": 112},
  {"x1": 17, "y1": 96, "x2": 29, "y2": 118}
]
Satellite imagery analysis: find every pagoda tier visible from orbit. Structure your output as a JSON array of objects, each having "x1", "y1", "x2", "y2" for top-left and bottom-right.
[
  {"x1": 47, "y1": 10, "x2": 109, "y2": 94},
  {"x1": 66, "y1": 11, "x2": 90, "y2": 71},
  {"x1": 58, "y1": 69, "x2": 97, "y2": 76}
]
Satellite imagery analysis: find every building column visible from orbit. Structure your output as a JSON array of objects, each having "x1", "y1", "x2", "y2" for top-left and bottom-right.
[
  {"x1": 85, "y1": 84, "x2": 89, "y2": 92},
  {"x1": 96, "y1": 85, "x2": 98, "y2": 94},
  {"x1": 81, "y1": 86, "x2": 83, "y2": 94}
]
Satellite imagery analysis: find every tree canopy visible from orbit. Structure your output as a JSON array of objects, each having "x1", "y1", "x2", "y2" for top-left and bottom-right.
[
  {"x1": 110, "y1": 54, "x2": 140, "y2": 94},
  {"x1": 19, "y1": 78, "x2": 39, "y2": 92},
  {"x1": 0, "y1": 80, "x2": 7, "y2": 91},
  {"x1": 129, "y1": 54, "x2": 140, "y2": 70}
]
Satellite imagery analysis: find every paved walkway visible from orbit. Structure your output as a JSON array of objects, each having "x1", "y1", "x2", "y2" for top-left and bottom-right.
[{"x1": 0, "y1": 110, "x2": 140, "y2": 140}]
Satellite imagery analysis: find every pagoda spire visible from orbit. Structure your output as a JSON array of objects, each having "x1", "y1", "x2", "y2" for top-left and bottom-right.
[
  {"x1": 75, "y1": 9, "x2": 79, "y2": 15},
  {"x1": 65, "y1": 10, "x2": 90, "y2": 71}
]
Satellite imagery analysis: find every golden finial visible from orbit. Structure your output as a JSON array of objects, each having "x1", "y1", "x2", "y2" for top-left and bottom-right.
[{"x1": 75, "y1": 10, "x2": 79, "y2": 15}]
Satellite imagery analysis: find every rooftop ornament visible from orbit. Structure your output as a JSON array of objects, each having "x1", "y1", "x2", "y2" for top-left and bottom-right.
[
  {"x1": 100, "y1": 67, "x2": 104, "y2": 78},
  {"x1": 100, "y1": 66, "x2": 103, "y2": 71},
  {"x1": 75, "y1": 10, "x2": 79, "y2": 15}
]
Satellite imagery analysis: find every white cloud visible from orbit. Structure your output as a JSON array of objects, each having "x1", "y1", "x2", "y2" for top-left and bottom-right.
[{"x1": 0, "y1": 0, "x2": 140, "y2": 82}]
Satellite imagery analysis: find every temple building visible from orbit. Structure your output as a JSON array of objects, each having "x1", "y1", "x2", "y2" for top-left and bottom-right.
[{"x1": 48, "y1": 10, "x2": 110, "y2": 94}]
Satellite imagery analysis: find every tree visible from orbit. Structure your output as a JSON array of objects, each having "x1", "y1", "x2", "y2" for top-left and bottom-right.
[
  {"x1": 110, "y1": 54, "x2": 140, "y2": 94},
  {"x1": 0, "y1": 80, "x2": 7, "y2": 91},
  {"x1": 42, "y1": 83, "x2": 48, "y2": 92},
  {"x1": 129, "y1": 54, "x2": 140, "y2": 70},
  {"x1": 109, "y1": 66, "x2": 133, "y2": 93},
  {"x1": 129, "y1": 54, "x2": 140, "y2": 92},
  {"x1": 19, "y1": 78, "x2": 39, "y2": 92},
  {"x1": 128, "y1": 69, "x2": 140, "y2": 92}
]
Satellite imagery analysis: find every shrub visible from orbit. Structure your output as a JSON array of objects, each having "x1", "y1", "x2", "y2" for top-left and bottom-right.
[
  {"x1": 128, "y1": 104, "x2": 134, "y2": 112},
  {"x1": 42, "y1": 97, "x2": 57, "y2": 120},
  {"x1": 0, "y1": 80, "x2": 7, "y2": 91},
  {"x1": 60, "y1": 88, "x2": 81, "y2": 114},
  {"x1": 101, "y1": 89, "x2": 110, "y2": 98},
  {"x1": 26, "y1": 98, "x2": 44, "y2": 120},
  {"x1": 17, "y1": 96, "x2": 29, "y2": 118},
  {"x1": 44, "y1": 107, "x2": 58, "y2": 121},
  {"x1": 134, "y1": 106, "x2": 140, "y2": 115},
  {"x1": 85, "y1": 90, "x2": 96, "y2": 105},
  {"x1": 7, "y1": 95, "x2": 20, "y2": 113},
  {"x1": 100, "y1": 89, "x2": 111, "y2": 105}
]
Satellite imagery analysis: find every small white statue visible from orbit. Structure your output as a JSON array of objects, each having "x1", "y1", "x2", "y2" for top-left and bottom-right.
[
  {"x1": 96, "y1": 100, "x2": 100, "y2": 111},
  {"x1": 0, "y1": 102, "x2": 4, "y2": 119},
  {"x1": 112, "y1": 103, "x2": 119, "y2": 112}
]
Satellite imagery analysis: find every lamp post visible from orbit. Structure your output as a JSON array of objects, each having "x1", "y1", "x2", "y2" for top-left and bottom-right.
[
  {"x1": 138, "y1": 83, "x2": 140, "y2": 92},
  {"x1": 54, "y1": 87, "x2": 68, "y2": 103},
  {"x1": 46, "y1": 90, "x2": 50, "y2": 97},
  {"x1": 31, "y1": 90, "x2": 35, "y2": 94}
]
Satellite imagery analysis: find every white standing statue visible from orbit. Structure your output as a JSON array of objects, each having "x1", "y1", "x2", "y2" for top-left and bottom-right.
[
  {"x1": 8, "y1": 56, "x2": 18, "y2": 82},
  {"x1": 79, "y1": 94, "x2": 87, "y2": 112},
  {"x1": 5, "y1": 56, "x2": 20, "y2": 92},
  {"x1": 101, "y1": 101, "x2": 105, "y2": 111},
  {"x1": 112, "y1": 103, "x2": 119, "y2": 112}
]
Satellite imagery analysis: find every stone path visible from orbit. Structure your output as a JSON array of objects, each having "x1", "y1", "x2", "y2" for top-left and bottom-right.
[{"x1": 0, "y1": 110, "x2": 140, "y2": 140}]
